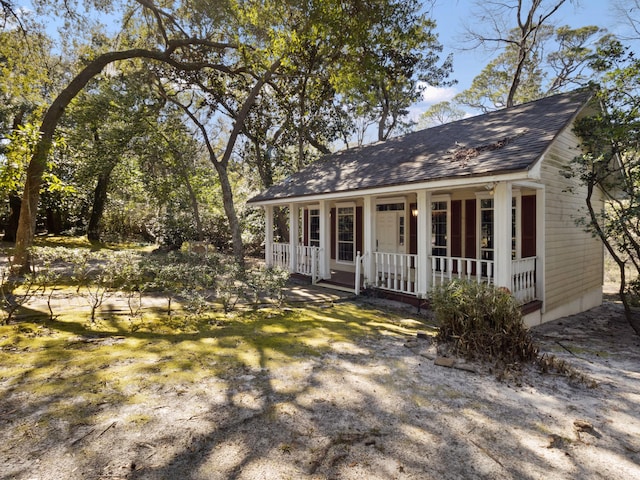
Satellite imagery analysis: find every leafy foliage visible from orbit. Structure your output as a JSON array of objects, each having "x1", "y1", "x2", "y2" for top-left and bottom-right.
[
  {"x1": 430, "y1": 279, "x2": 538, "y2": 363},
  {"x1": 569, "y1": 38, "x2": 640, "y2": 334}
]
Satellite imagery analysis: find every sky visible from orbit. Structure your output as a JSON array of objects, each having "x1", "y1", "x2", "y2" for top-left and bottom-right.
[{"x1": 412, "y1": 0, "x2": 640, "y2": 119}]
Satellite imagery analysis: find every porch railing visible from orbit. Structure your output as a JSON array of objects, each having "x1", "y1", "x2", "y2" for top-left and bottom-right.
[
  {"x1": 430, "y1": 255, "x2": 495, "y2": 287},
  {"x1": 270, "y1": 243, "x2": 320, "y2": 284},
  {"x1": 511, "y1": 257, "x2": 537, "y2": 304},
  {"x1": 296, "y1": 245, "x2": 321, "y2": 284},
  {"x1": 373, "y1": 252, "x2": 418, "y2": 295},
  {"x1": 430, "y1": 255, "x2": 537, "y2": 305},
  {"x1": 271, "y1": 242, "x2": 290, "y2": 270},
  {"x1": 355, "y1": 251, "x2": 366, "y2": 295}
]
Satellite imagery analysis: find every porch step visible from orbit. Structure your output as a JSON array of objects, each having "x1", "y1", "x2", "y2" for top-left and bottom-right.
[
  {"x1": 521, "y1": 299, "x2": 543, "y2": 315},
  {"x1": 316, "y1": 280, "x2": 356, "y2": 293}
]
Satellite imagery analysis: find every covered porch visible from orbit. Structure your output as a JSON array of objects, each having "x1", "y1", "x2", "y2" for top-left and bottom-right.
[{"x1": 261, "y1": 180, "x2": 544, "y2": 307}]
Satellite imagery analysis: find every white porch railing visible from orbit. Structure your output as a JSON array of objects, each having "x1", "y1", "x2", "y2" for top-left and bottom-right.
[
  {"x1": 430, "y1": 255, "x2": 537, "y2": 305},
  {"x1": 430, "y1": 255, "x2": 495, "y2": 287},
  {"x1": 373, "y1": 252, "x2": 418, "y2": 295},
  {"x1": 296, "y1": 245, "x2": 321, "y2": 284},
  {"x1": 271, "y1": 242, "x2": 290, "y2": 270},
  {"x1": 512, "y1": 257, "x2": 537, "y2": 304},
  {"x1": 271, "y1": 243, "x2": 321, "y2": 284},
  {"x1": 355, "y1": 251, "x2": 364, "y2": 295}
]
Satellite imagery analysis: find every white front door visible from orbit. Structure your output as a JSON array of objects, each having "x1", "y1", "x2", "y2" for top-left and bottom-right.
[{"x1": 377, "y1": 211, "x2": 399, "y2": 253}]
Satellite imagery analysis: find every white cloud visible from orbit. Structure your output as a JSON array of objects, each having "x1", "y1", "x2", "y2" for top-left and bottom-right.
[{"x1": 420, "y1": 85, "x2": 458, "y2": 104}]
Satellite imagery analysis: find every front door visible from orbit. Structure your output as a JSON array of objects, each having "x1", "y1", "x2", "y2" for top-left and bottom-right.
[{"x1": 377, "y1": 211, "x2": 399, "y2": 253}]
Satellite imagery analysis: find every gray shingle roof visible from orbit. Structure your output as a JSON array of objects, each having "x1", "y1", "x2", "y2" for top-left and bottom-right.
[{"x1": 248, "y1": 89, "x2": 593, "y2": 203}]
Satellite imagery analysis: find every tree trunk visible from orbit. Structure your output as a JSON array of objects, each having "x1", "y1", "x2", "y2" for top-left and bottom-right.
[
  {"x1": 87, "y1": 167, "x2": 115, "y2": 243},
  {"x1": 218, "y1": 170, "x2": 244, "y2": 267},
  {"x1": 3, "y1": 195, "x2": 21, "y2": 243},
  {"x1": 585, "y1": 180, "x2": 640, "y2": 336}
]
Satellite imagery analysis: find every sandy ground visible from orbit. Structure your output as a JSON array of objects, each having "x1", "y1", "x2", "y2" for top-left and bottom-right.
[{"x1": 1, "y1": 293, "x2": 639, "y2": 480}]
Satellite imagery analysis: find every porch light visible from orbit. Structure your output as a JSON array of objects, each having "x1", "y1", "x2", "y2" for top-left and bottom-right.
[
  {"x1": 411, "y1": 208, "x2": 418, "y2": 217},
  {"x1": 485, "y1": 182, "x2": 497, "y2": 195}
]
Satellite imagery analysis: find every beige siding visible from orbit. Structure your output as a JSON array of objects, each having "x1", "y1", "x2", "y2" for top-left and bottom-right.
[{"x1": 541, "y1": 125, "x2": 604, "y2": 314}]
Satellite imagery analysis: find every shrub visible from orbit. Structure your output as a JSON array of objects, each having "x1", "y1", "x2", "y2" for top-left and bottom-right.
[{"x1": 430, "y1": 279, "x2": 538, "y2": 363}]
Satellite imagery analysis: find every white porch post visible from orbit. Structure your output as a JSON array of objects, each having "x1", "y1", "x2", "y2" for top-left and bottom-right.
[
  {"x1": 494, "y1": 182, "x2": 512, "y2": 290},
  {"x1": 319, "y1": 199, "x2": 331, "y2": 279},
  {"x1": 416, "y1": 190, "x2": 431, "y2": 296},
  {"x1": 536, "y1": 187, "x2": 546, "y2": 310},
  {"x1": 264, "y1": 205, "x2": 274, "y2": 267},
  {"x1": 288, "y1": 203, "x2": 299, "y2": 273},
  {"x1": 363, "y1": 195, "x2": 375, "y2": 285}
]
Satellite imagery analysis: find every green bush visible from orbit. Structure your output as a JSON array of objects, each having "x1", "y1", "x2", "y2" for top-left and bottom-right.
[{"x1": 430, "y1": 279, "x2": 538, "y2": 363}]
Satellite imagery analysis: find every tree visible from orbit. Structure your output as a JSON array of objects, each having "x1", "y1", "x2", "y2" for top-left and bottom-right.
[
  {"x1": 418, "y1": 101, "x2": 467, "y2": 128},
  {"x1": 334, "y1": 0, "x2": 453, "y2": 142},
  {"x1": 11, "y1": 0, "x2": 243, "y2": 270},
  {"x1": 63, "y1": 69, "x2": 165, "y2": 243},
  {"x1": 569, "y1": 38, "x2": 640, "y2": 335},
  {"x1": 613, "y1": 0, "x2": 640, "y2": 40},
  {"x1": 462, "y1": 0, "x2": 572, "y2": 108},
  {"x1": 457, "y1": 23, "x2": 608, "y2": 112}
]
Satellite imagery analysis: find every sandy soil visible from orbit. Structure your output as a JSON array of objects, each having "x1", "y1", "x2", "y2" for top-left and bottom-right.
[{"x1": 1, "y1": 297, "x2": 639, "y2": 480}]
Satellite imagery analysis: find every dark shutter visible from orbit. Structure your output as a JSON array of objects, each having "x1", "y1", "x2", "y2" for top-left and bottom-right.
[
  {"x1": 303, "y1": 209, "x2": 309, "y2": 246},
  {"x1": 409, "y1": 202, "x2": 417, "y2": 255},
  {"x1": 522, "y1": 195, "x2": 536, "y2": 257},
  {"x1": 451, "y1": 200, "x2": 462, "y2": 258},
  {"x1": 465, "y1": 199, "x2": 476, "y2": 258}
]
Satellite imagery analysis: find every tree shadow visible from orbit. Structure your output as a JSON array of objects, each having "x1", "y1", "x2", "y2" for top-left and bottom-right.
[{"x1": 1, "y1": 300, "x2": 639, "y2": 479}]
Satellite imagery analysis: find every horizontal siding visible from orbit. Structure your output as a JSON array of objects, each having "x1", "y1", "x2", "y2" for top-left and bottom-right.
[{"x1": 541, "y1": 126, "x2": 603, "y2": 313}]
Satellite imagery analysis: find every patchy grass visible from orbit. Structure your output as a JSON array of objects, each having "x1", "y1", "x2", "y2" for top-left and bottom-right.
[{"x1": 0, "y1": 302, "x2": 427, "y2": 426}]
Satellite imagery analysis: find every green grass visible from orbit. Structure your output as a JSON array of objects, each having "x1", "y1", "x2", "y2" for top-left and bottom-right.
[{"x1": 0, "y1": 301, "x2": 432, "y2": 425}]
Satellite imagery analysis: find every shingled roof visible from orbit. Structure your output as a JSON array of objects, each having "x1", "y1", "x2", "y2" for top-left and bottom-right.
[{"x1": 248, "y1": 88, "x2": 594, "y2": 204}]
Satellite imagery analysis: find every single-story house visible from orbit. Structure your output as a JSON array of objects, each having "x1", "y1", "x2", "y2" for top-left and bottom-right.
[{"x1": 248, "y1": 89, "x2": 606, "y2": 326}]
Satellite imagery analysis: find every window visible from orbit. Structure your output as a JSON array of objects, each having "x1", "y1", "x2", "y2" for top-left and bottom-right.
[
  {"x1": 399, "y1": 216, "x2": 405, "y2": 246},
  {"x1": 376, "y1": 203, "x2": 405, "y2": 211},
  {"x1": 480, "y1": 198, "x2": 494, "y2": 272},
  {"x1": 309, "y1": 208, "x2": 320, "y2": 247},
  {"x1": 511, "y1": 193, "x2": 522, "y2": 259},
  {"x1": 431, "y1": 201, "x2": 448, "y2": 257},
  {"x1": 337, "y1": 205, "x2": 355, "y2": 262}
]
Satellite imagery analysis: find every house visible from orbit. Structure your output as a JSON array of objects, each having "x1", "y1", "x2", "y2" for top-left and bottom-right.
[{"x1": 247, "y1": 89, "x2": 605, "y2": 326}]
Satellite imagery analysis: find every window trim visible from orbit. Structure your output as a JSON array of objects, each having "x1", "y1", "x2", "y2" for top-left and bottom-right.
[
  {"x1": 431, "y1": 194, "x2": 451, "y2": 258},
  {"x1": 335, "y1": 202, "x2": 356, "y2": 264},
  {"x1": 307, "y1": 205, "x2": 320, "y2": 248},
  {"x1": 475, "y1": 192, "x2": 494, "y2": 263}
]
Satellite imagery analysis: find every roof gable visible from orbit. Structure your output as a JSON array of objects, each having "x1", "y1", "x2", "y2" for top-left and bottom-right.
[{"x1": 249, "y1": 89, "x2": 594, "y2": 203}]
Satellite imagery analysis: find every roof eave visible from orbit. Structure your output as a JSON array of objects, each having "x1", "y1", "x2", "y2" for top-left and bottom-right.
[{"x1": 247, "y1": 168, "x2": 537, "y2": 206}]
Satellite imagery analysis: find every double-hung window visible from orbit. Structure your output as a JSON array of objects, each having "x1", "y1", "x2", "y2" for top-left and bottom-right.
[
  {"x1": 308, "y1": 208, "x2": 320, "y2": 248},
  {"x1": 337, "y1": 204, "x2": 355, "y2": 263}
]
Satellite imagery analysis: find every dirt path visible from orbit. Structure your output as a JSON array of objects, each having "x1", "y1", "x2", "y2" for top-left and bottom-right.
[{"x1": 1, "y1": 299, "x2": 639, "y2": 480}]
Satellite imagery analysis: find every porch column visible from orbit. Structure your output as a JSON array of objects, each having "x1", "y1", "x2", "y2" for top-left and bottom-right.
[
  {"x1": 536, "y1": 187, "x2": 546, "y2": 311},
  {"x1": 264, "y1": 205, "x2": 274, "y2": 267},
  {"x1": 363, "y1": 195, "x2": 375, "y2": 285},
  {"x1": 416, "y1": 190, "x2": 431, "y2": 297},
  {"x1": 288, "y1": 203, "x2": 299, "y2": 274},
  {"x1": 319, "y1": 199, "x2": 331, "y2": 279},
  {"x1": 494, "y1": 182, "x2": 512, "y2": 290}
]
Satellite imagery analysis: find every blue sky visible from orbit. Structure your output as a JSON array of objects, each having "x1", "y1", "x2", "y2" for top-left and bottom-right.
[{"x1": 413, "y1": 0, "x2": 640, "y2": 117}]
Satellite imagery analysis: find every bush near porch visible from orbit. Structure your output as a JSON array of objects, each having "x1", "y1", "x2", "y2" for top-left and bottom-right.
[{"x1": 431, "y1": 279, "x2": 539, "y2": 363}]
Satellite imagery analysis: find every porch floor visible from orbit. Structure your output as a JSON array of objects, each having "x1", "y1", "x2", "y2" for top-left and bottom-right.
[{"x1": 316, "y1": 270, "x2": 363, "y2": 292}]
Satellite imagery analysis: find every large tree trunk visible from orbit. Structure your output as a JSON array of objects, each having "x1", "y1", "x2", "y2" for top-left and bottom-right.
[
  {"x1": 218, "y1": 170, "x2": 244, "y2": 267},
  {"x1": 3, "y1": 195, "x2": 21, "y2": 243},
  {"x1": 87, "y1": 167, "x2": 115, "y2": 243}
]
